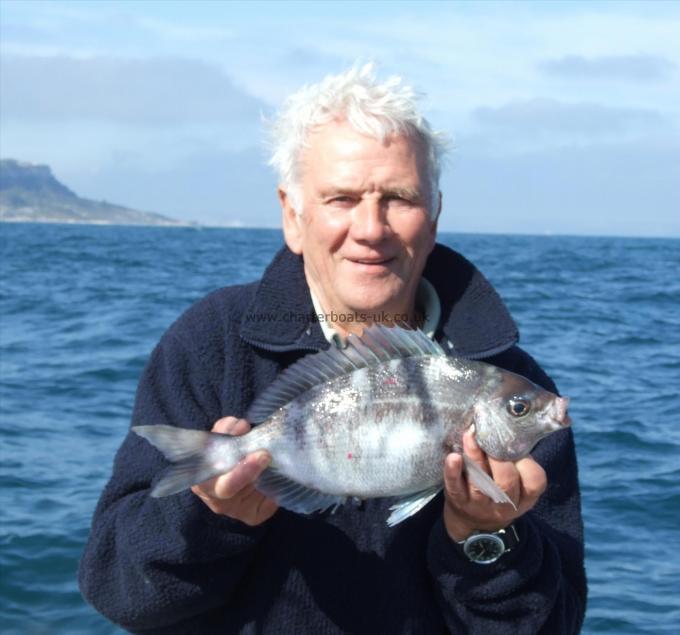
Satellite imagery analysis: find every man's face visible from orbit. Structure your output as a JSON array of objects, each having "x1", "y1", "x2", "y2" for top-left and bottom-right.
[{"x1": 281, "y1": 120, "x2": 439, "y2": 328}]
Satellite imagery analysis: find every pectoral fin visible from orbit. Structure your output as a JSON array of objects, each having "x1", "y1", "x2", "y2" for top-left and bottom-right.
[
  {"x1": 386, "y1": 485, "x2": 441, "y2": 527},
  {"x1": 462, "y1": 454, "x2": 517, "y2": 510}
]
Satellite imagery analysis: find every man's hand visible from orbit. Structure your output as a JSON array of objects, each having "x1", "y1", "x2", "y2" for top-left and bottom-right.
[
  {"x1": 191, "y1": 417, "x2": 279, "y2": 526},
  {"x1": 443, "y1": 429, "x2": 547, "y2": 541}
]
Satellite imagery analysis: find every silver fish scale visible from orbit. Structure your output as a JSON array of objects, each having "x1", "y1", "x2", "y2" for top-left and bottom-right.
[{"x1": 241, "y1": 356, "x2": 498, "y2": 498}]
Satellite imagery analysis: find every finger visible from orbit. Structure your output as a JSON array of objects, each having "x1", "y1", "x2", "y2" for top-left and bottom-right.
[
  {"x1": 241, "y1": 491, "x2": 279, "y2": 526},
  {"x1": 238, "y1": 484, "x2": 264, "y2": 507},
  {"x1": 443, "y1": 453, "x2": 468, "y2": 507},
  {"x1": 196, "y1": 487, "x2": 276, "y2": 525},
  {"x1": 237, "y1": 483, "x2": 257, "y2": 498},
  {"x1": 212, "y1": 416, "x2": 239, "y2": 434},
  {"x1": 487, "y1": 457, "x2": 521, "y2": 507},
  {"x1": 212, "y1": 451, "x2": 271, "y2": 499},
  {"x1": 256, "y1": 495, "x2": 280, "y2": 521},
  {"x1": 212, "y1": 417, "x2": 251, "y2": 436},
  {"x1": 515, "y1": 457, "x2": 547, "y2": 511},
  {"x1": 462, "y1": 430, "x2": 496, "y2": 504},
  {"x1": 192, "y1": 451, "x2": 268, "y2": 501},
  {"x1": 463, "y1": 429, "x2": 490, "y2": 474},
  {"x1": 191, "y1": 420, "x2": 257, "y2": 499}
]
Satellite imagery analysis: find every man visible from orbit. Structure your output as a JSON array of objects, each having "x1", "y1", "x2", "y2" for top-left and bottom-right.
[{"x1": 80, "y1": 65, "x2": 586, "y2": 633}]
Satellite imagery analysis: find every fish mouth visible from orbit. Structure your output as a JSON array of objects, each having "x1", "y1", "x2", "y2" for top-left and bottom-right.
[{"x1": 553, "y1": 396, "x2": 571, "y2": 428}]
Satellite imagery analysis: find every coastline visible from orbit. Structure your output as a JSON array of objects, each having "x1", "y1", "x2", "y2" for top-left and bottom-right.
[{"x1": 0, "y1": 216, "x2": 193, "y2": 227}]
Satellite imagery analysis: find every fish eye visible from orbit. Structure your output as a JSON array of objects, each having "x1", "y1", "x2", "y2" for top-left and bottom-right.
[{"x1": 507, "y1": 399, "x2": 530, "y2": 417}]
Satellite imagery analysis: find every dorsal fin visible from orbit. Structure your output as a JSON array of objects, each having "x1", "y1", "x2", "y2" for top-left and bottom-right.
[{"x1": 247, "y1": 325, "x2": 445, "y2": 423}]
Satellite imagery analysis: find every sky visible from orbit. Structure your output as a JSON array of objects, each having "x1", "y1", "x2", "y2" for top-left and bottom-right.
[{"x1": 1, "y1": 0, "x2": 678, "y2": 236}]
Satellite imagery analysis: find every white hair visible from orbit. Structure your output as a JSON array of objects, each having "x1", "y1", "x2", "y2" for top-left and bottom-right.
[{"x1": 268, "y1": 64, "x2": 448, "y2": 216}]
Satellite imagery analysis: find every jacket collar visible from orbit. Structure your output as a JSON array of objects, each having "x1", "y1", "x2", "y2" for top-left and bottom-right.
[{"x1": 239, "y1": 243, "x2": 518, "y2": 358}]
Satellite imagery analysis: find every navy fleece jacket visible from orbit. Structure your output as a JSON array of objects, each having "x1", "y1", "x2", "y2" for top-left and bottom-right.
[{"x1": 79, "y1": 244, "x2": 587, "y2": 634}]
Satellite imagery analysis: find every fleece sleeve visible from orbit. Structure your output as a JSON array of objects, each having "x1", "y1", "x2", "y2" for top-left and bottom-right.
[
  {"x1": 78, "y1": 329, "x2": 268, "y2": 632},
  {"x1": 426, "y1": 346, "x2": 587, "y2": 634}
]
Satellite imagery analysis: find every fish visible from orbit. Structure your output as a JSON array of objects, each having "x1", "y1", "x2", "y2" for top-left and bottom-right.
[{"x1": 133, "y1": 325, "x2": 571, "y2": 526}]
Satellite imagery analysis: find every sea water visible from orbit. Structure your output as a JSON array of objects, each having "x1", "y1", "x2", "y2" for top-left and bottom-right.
[{"x1": 1, "y1": 223, "x2": 678, "y2": 633}]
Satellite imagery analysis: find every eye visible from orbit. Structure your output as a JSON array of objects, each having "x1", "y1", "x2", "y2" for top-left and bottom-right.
[
  {"x1": 384, "y1": 194, "x2": 414, "y2": 206},
  {"x1": 327, "y1": 195, "x2": 356, "y2": 207},
  {"x1": 507, "y1": 399, "x2": 530, "y2": 418}
]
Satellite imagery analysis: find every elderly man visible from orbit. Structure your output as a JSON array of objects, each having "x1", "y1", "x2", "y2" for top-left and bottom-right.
[{"x1": 80, "y1": 66, "x2": 586, "y2": 633}]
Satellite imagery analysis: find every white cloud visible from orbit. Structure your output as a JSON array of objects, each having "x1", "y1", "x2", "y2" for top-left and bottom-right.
[
  {"x1": 539, "y1": 54, "x2": 677, "y2": 82},
  {"x1": 0, "y1": 55, "x2": 265, "y2": 124},
  {"x1": 472, "y1": 99, "x2": 673, "y2": 139}
]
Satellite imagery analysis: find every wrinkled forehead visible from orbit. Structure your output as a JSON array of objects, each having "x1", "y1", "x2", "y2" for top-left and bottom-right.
[{"x1": 299, "y1": 121, "x2": 430, "y2": 190}]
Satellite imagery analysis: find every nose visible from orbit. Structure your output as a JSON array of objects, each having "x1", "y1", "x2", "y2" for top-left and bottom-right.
[{"x1": 350, "y1": 199, "x2": 391, "y2": 243}]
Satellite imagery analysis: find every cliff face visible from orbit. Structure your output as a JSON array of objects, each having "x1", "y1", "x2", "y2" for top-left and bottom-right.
[
  {"x1": 1, "y1": 160, "x2": 78, "y2": 200},
  {"x1": 0, "y1": 159, "x2": 183, "y2": 225}
]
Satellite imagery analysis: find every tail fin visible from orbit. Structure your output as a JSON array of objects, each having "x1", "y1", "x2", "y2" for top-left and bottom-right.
[{"x1": 132, "y1": 425, "x2": 239, "y2": 497}]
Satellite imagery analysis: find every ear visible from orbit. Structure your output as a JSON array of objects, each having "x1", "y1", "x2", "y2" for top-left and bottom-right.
[
  {"x1": 280, "y1": 188, "x2": 303, "y2": 255},
  {"x1": 432, "y1": 191, "x2": 442, "y2": 227},
  {"x1": 426, "y1": 191, "x2": 441, "y2": 254}
]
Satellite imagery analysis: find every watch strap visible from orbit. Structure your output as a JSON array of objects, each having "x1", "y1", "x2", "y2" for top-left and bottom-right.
[
  {"x1": 496, "y1": 524, "x2": 520, "y2": 551},
  {"x1": 457, "y1": 523, "x2": 520, "y2": 563}
]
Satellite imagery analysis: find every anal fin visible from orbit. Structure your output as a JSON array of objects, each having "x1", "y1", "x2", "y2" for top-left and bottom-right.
[
  {"x1": 387, "y1": 485, "x2": 441, "y2": 527},
  {"x1": 256, "y1": 469, "x2": 346, "y2": 515},
  {"x1": 462, "y1": 454, "x2": 517, "y2": 510}
]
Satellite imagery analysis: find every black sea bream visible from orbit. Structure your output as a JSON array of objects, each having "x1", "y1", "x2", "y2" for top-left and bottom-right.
[{"x1": 134, "y1": 326, "x2": 571, "y2": 525}]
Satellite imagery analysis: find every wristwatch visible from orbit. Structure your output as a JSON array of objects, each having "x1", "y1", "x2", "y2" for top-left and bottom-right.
[{"x1": 458, "y1": 525, "x2": 520, "y2": 564}]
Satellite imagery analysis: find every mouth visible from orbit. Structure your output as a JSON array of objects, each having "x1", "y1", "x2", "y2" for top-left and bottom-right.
[{"x1": 347, "y1": 256, "x2": 394, "y2": 268}]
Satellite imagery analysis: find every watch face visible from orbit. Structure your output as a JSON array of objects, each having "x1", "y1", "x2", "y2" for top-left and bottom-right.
[{"x1": 463, "y1": 534, "x2": 505, "y2": 564}]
